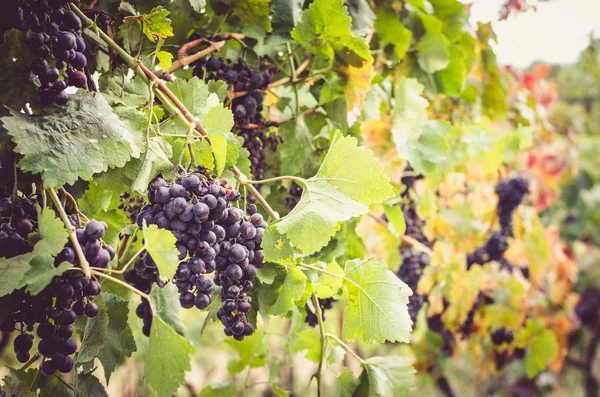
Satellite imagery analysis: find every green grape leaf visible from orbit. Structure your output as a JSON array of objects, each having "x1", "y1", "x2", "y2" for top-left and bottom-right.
[
  {"x1": 271, "y1": 0, "x2": 304, "y2": 35},
  {"x1": 375, "y1": 9, "x2": 413, "y2": 59},
  {"x1": 78, "y1": 295, "x2": 110, "y2": 364},
  {"x1": 383, "y1": 203, "x2": 406, "y2": 236},
  {"x1": 391, "y1": 78, "x2": 428, "y2": 148},
  {"x1": 275, "y1": 134, "x2": 393, "y2": 254},
  {"x1": 207, "y1": 80, "x2": 229, "y2": 102},
  {"x1": 101, "y1": 75, "x2": 149, "y2": 108},
  {"x1": 139, "y1": 6, "x2": 174, "y2": 42},
  {"x1": 165, "y1": 77, "x2": 215, "y2": 120},
  {"x1": 199, "y1": 105, "x2": 234, "y2": 175},
  {"x1": 218, "y1": 0, "x2": 272, "y2": 32},
  {"x1": 291, "y1": 0, "x2": 372, "y2": 65},
  {"x1": 209, "y1": 133, "x2": 228, "y2": 176},
  {"x1": 436, "y1": 46, "x2": 466, "y2": 95},
  {"x1": 156, "y1": 50, "x2": 173, "y2": 71},
  {"x1": 278, "y1": 116, "x2": 319, "y2": 177},
  {"x1": 262, "y1": 226, "x2": 295, "y2": 263},
  {"x1": 314, "y1": 260, "x2": 344, "y2": 298},
  {"x1": 340, "y1": 367, "x2": 360, "y2": 396},
  {"x1": 225, "y1": 330, "x2": 268, "y2": 374},
  {"x1": 417, "y1": 32, "x2": 451, "y2": 74},
  {"x1": 342, "y1": 259, "x2": 412, "y2": 343},
  {"x1": 24, "y1": 256, "x2": 70, "y2": 296},
  {"x1": 78, "y1": 181, "x2": 113, "y2": 215},
  {"x1": 97, "y1": 293, "x2": 137, "y2": 383},
  {"x1": 73, "y1": 372, "x2": 109, "y2": 397},
  {"x1": 0, "y1": 30, "x2": 38, "y2": 110},
  {"x1": 291, "y1": 328, "x2": 321, "y2": 363},
  {"x1": 319, "y1": 73, "x2": 345, "y2": 105},
  {"x1": 525, "y1": 329, "x2": 559, "y2": 378},
  {"x1": 354, "y1": 356, "x2": 416, "y2": 396},
  {"x1": 2, "y1": 369, "x2": 37, "y2": 397},
  {"x1": 256, "y1": 262, "x2": 284, "y2": 285},
  {"x1": 0, "y1": 253, "x2": 34, "y2": 297},
  {"x1": 33, "y1": 207, "x2": 68, "y2": 257},
  {"x1": 125, "y1": 137, "x2": 174, "y2": 194},
  {"x1": 199, "y1": 382, "x2": 241, "y2": 397},
  {"x1": 269, "y1": 266, "x2": 307, "y2": 315},
  {"x1": 150, "y1": 283, "x2": 187, "y2": 335},
  {"x1": 3, "y1": 93, "x2": 140, "y2": 187},
  {"x1": 143, "y1": 224, "x2": 179, "y2": 278},
  {"x1": 429, "y1": 0, "x2": 467, "y2": 42},
  {"x1": 145, "y1": 317, "x2": 195, "y2": 397},
  {"x1": 399, "y1": 120, "x2": 452, "y2": 175},
  {"x1": 39, "y1": 374, "x2": 72, "y2": 397}
]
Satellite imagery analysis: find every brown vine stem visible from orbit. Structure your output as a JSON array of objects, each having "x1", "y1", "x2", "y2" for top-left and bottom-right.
[
  {"x1": 155, "y1": 33, "x2": 245, "y2": 79},
  {"x1": 311, "y1": 293, "x2": 326, "y2": 397},
  {"x1": 48, "y1": 188, "x2": 91, "y2": 279},
  {"x1": 228, "y1": 54, "x2": 314, "y2": 100},
  {"x1": 72, "y1": 4, "x2": 280, "y2": 221}
]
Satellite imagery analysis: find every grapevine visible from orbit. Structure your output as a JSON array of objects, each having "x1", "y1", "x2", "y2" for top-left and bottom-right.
[{"x1": 0, "y1": 0, "x2": 597, "y2": 396}]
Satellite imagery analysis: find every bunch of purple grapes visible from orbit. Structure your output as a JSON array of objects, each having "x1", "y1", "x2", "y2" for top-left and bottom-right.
[
  {"x1": 495, "y1": 176, "x2": 530, "y2": 237},
  {"x1": 0, "y1": 196, "x2": 37, "y2": 259},
  {"x1": 397, "y1": 250, "x2": 430, "y2": 326},
  {"x1": 1, "y1": 0, "x2": 88, "y2": 106},
  {"x1": 193, "y1": 55, "x2": 280, "y2": 180},
  {"x1": 132, "y1": 166, "x2": 267, "y2": 340},
  {"x1": 467, "y1": 231, "x2": 509, "y2": 269},
  {"x1": 304, "y1": 298, "x2": 337, "y2": 327},
  {"x1": 0, "y1": 220, "x2": 112, "y2": 375}
]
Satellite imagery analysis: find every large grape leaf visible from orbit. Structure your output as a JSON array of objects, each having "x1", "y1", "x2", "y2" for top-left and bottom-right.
[
  {"x1": 271, "y1": 0, "x2": 304, "y2": 35},
  {"x1": 142, "y1": 224, "x2": 180, "y2": 278},
  {"x1": 436, "y1": 46, "x2": 466, "y2": 95},
  {"x1": 398, "y1": 120, "x2": 452, "y2": 175},
  {"x1": 3, "y1": 93, "x2": 140, "y2": 187},
  {"x1": 261, "y1": 226, "x2": 295, "y2": 263},
  {"x1": 525, "y1": 329, "x2": 559, "y2": 378},
  {"x1": 275, "y1": 134, "x2": 393, "y2": 254},
  {"x1": 73, "y1": 372, "x2": 109, "y2": 397},
  {"x1": 2, "y1": 369, "x2": 37, "y2": 397},
  {"x1": 277, "y1": 117, "x2": 318, "y2": 177},
  {"x1": 97, "y1": 293, "x2": 137, "y2": 382},
  {"x1": 0, "y1": 30, "x2": 38, "y2": 110},
  {"x1": 126, "y1": 137, "x2": 174, "y2": 194},
  {"x1": 199, "y1": 106, "x2": 234, "y2": 175},
  {"x1": 24, "y1": 256, "x2": 71, "y2": 296},
  {"x1": 291, "y1": 328, "x2": 321, "y2": 363},
  {"x1": 0, "y1": 207, "x2": 70, "y2": 296},
  {"x1": 342, "y1": 259, "x2": 412, "y2": 343},
  {"x1": 145, "y1": 317, "x2": 195, "y2": 397},
  {"x1": 291, "y1": 0, "x2": 372, "y2": 66},
  {"x1": 374, "y1": 9, "x2": 413, "y2": 59},
  {"x1": 78, "y1": 295, "x2": 110, "y2": 364},
  {"x1": 391, "y1": 78, "x2": 428, "y2": 146},
  {"x1": 166, "y1": 77, "x2": 214, "y2": 119},
  {"x1": 417, "y1": 32, "x2": 451, "y2": 74},
  {"x1": 150, "y1": 283, "x2": 187, "y2": 335},
  {"x1": 33, "y1": 207, "x2": 69, "y2": 257},
  {"x1": 268, "y1": 266, "x2": 307, "y2": 315},
  {"x1": 353, "y1": 356, "x2": 416, "y2": 396}
]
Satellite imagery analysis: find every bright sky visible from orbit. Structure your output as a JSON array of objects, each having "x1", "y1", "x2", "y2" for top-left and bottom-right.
[{"x1": 465, "y1": 0, "x2": 600, "y2": 67}]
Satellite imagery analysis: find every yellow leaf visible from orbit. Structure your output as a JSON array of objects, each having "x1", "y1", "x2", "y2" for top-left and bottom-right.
[{"x1": 342, "y1": 61, "x2": 374, "y2": 125}]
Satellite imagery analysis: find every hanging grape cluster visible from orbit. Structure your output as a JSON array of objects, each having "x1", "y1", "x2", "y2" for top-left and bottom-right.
[
  {"x1": 495, "y1": 176, "x2": 530, "y2": 237},
  {"x1": 194, "y1": 54, "x2": 280, "y2": 180},
  {"x1": 0, "y1": 220, "x2": 112, "y2": 375},
  {"x1": 0, "y1": 196, "x2": 37, "y2": 259},
  {"x1": 398, "y1": 250, "x2": 429, "y2": 324},
  {"x1": 131, "y1": 166, "x2": 267, "y2": 340},
  {"x1": 1, "y1": 0, "x2": 88, "y2": 106},
  {"x1": 304, "y1": 298, "x2": 337, "y2": 328},
  {"x1": 118, "y1": 192, "x2": 145, "y2": 223}
]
